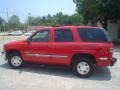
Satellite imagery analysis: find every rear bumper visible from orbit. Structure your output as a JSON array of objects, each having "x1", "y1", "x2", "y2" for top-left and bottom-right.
[
  {"x1": 96, "y1": 57, "x2": 117, "y2": 67},
  {"x1": 110, "y1": 57, "x2": 117, "y2": 66}
]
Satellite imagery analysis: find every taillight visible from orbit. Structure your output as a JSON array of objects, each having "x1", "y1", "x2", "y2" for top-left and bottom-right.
[{"x1": 109, "y1": 48, "x2": 113, "y2": 53}]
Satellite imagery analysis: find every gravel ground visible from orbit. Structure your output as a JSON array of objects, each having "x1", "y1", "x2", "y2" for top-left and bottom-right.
[{"x1": 0, "y1": 36, "x2": 120, "y2": 90}]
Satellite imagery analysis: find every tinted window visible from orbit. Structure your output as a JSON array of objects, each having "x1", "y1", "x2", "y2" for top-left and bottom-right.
[
  {"x1": 55, "y1": 29, "x2": 74, "y2": 42},
  {"x1": 78, "y1": 28, "x2": 111, "y2": 42},
  {"x1": 31, "y1": 30, "x2": 50, "y2": 42}
]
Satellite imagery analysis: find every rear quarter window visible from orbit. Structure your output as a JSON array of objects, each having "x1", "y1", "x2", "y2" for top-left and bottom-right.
[{"x1": 77, "y1": 28, "x2": 111, "y2": 42}]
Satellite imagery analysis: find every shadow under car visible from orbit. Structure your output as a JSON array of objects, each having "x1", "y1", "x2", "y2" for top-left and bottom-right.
[{"x1": 0, "y1": 63, "x2": 112, "y2": 81}]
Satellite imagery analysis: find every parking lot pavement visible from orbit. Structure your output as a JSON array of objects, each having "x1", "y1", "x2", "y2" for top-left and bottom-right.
[{"x1": 0, "y1": 36, "x2": 120, "y2": 90}]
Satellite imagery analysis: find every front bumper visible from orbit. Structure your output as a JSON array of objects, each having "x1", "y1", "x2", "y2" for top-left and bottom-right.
[{"x1": 110, "y1": 57, "x2": 117, "y2": 66}]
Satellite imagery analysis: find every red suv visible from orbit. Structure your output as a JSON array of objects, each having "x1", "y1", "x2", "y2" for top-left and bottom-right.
[{"x1": 3, "y1": 26, "x2": 117, "y2": 78}]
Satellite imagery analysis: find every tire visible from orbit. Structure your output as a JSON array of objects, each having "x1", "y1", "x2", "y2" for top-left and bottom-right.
[
  {"x1": 8, "y1": 52, "x2": 24, "y2": 69},
  {"x1": 73, "y1": 56, "x2": 95, "y2": 78}
]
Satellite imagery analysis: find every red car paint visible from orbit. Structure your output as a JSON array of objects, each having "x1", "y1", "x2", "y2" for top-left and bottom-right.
[{"x1": 4, "y1": 26, "x2": 114, "y2": 67}]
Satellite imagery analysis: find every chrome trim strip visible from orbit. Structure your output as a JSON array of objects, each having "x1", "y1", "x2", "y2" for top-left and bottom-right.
[
  {"x1": 26, "y1": 54, "x2": 50, "y2": 57},
  {"x1": 52, "y1": 55, "x2": 68, "y2": 58},
  {"x1": 26, "y1": 53, "x2": 68, "y2": 58}
]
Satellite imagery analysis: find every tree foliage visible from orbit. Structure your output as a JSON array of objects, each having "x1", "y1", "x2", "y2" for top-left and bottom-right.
[
  {"x1": 0, "y1": 17, "x2": 5, "y2": 32},
  {"x1": 0, "y1": 12, "x2": 84, "y2": 32},
  {"x1": 27, "y1": 12, "x2": 83, "y2": 26},
  {"x1": 8, "y1": 15, "x2": 22, "y2": 30},
  {"x1": 74, "y1": 0, "x2": 120, "y2": 30}
]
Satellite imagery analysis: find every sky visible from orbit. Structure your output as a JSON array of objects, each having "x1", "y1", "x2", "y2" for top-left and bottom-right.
[{"x1": 0, "y1": 0, "x2": 76, "y2": 22}]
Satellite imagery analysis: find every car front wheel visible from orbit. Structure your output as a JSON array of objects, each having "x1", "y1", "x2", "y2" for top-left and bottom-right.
[{"x1": 8, "y1": 52, "x2": 24, "y2": 69}]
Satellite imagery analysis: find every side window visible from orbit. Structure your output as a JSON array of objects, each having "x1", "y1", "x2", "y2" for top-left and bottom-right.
[
  {"x1": 55, "y1": 29, "x2": 74, "y2": 42},
  {"x1": 77, "y1": 28, "x2": 111, "y2": 42},
  {"x1": 31, "y1": 30, "x2": 50, "y2": 42}
]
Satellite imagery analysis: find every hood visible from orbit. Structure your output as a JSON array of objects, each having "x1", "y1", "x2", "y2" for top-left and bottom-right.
[{"x1": 5, "y1": 40, "x2": 26, "y2": 46}]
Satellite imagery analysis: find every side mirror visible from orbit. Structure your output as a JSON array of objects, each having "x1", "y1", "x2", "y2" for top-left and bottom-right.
[{"x1": 26, "y1": 38, "x2": 32, "y2": 43}]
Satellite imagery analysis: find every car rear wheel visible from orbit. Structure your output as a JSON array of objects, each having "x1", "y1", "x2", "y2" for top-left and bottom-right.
[
  {"x1": 8, "y1": 52, "x2": 24, "y2": 69},
  {"x1": 73, "y1": 56, "x2": 95, "y2": 78}
]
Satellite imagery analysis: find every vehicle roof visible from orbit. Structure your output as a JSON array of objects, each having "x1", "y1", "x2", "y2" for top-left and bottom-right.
[{"x1": 33, "y1": 26, "x2": 100, "y2": 30}]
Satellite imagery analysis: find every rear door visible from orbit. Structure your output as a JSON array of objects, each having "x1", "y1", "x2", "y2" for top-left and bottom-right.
[{"x1": 50, "y1": 28, "x2": 75, "y2": 65}]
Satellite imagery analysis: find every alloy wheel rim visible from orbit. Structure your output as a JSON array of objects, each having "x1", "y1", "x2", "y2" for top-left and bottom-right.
[
  {"x1": 77, "y1": 62, "x2": 90, "y2": 75},
  {"x1": 11, "y1": 56, "x2": 22, "y2": 67}
]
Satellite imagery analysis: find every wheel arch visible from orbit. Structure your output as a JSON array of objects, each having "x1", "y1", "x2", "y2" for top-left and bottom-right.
[
  {"x1": 71, "y1": 53, "x2": 97, "y2": 67},
  {"x1": 6, "y1": 49, "x2": 22, "y2": 59}
]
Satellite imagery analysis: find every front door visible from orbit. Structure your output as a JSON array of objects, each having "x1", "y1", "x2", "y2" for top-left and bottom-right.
[{"x1": 24, "y1": 30, "x2": 51, "y2": 64}]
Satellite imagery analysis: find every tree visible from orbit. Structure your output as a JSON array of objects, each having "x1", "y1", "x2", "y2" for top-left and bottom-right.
[
  {"x1": 73, "y1": 0, "x2": 120, "y2": 30},
  {"x1": 35, "y1": 16, "x2": 41, "y2": 25},
  {"x1": 70, "y1": 13, "x2": 83, "y2": 25},
  {"x1": 8, "y1": 15, "x2": 22, "y2": 30},
  {"x1": 98, "y1": 0, "x2": 120, "y2": 30},
  {"x1": 51, "y1": 12, "x2": 83, "y2": 25},
  {"x1": 26, "y1": 12, "x2": 84, "y2": 26},
  {"x1": 27, "y1": 16, "x2": 35, "y2": 26},
  {"x1": 0, "y1": 17, "x2": 5, "y2": 32}
]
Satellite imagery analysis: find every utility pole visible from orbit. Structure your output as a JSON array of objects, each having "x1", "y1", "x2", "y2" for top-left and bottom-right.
[
  {"x1": 6, "y1": 8, "x2": 9, "y2": 22},
  {"x1": 2, "y1": 8, "x2": 9, "y2": 40},
  {"x1": 3, "y1": 22, "x2": 5, "y2": 33},
  {"x1": 2, "y1": 22, "x2": 5, "y2": 40},
  {"x1": 28, "y1": 13, "x2": 31, "y2": 31},
  {"x1": 6, "y1": 8, "x2": 9, "y2": 32}
]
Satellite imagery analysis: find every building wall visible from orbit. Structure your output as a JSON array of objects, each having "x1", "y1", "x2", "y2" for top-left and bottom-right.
[
  {"x1": 97, "y1": 21, "x2": 119, "y2": 41},
  {"x1": 107, "y1": 21, "x2": 119, "y2": 41}
]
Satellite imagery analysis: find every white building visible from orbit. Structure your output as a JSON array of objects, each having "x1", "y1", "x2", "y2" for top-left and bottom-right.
[{"x1": 107, "y1": 21, "x2": 120, "y2": 41}]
